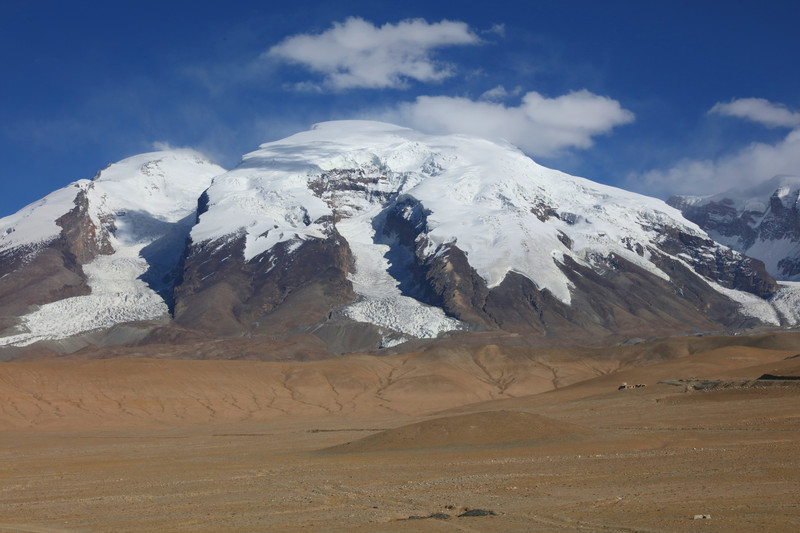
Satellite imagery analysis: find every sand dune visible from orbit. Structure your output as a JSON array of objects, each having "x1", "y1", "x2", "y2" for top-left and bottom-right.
[{"x1": 325, "y1": 410, "x2": 593, "y2": 453}]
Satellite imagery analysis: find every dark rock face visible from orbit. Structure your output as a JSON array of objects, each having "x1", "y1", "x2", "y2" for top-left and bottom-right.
[
  {"x1": 308, "y1": 167, "x2": 398, "y2": 216},
  {"x1": 416, "y1": 244, "x2": 492, "y2": 328},
  {"x1": 777, "y1": 257, "x2": 800, "y2": 278},
  {"x1": 55, "y1": 189, "x2": 115, "y2": 264},
  {"x1": 173, "y1": 225, "x2": 355, "y2": 338},
  {"x1": 652, "y1": 225, "x2": 777, "y2": 298},
  {"x1": 483, "y1": 272, "x2": 553, "y2": 335},
  {"x1": 171, "y1": 168, "x2": 397, "y2": 344},
  {"x1": 761, "y1": 192, "x2": 800, "y2": 242},
  {"x1": 0, "y1": 246, "x2": 87, "y2": 332}
]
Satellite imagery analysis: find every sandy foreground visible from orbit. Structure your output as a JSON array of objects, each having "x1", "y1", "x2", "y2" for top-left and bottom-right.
[{"x1": 1, "y1": 335, "x2": 799, "y2": 532}]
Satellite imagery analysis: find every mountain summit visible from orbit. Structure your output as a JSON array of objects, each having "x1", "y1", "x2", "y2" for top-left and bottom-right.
[{"x1": 1, "y1": 122, "x2": 797, "y2": 356}]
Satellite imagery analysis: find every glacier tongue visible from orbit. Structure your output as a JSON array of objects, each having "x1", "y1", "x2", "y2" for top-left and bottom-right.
[
  {"x1": 0, "y1": 245, "x2": 168, "y2": 346},
  {"x1": 336, "y1": 203, "x2": 464, "y2": 339}
]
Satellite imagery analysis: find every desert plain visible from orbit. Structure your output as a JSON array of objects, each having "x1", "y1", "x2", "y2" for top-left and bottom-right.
[{"x1": 1, "y1": 332, "x2": 799, "y2": 532}]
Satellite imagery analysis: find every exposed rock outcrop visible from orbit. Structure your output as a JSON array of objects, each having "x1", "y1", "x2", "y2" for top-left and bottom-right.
[{"x1": 174, "y1": 226, "x2": 355, "y2": 338}]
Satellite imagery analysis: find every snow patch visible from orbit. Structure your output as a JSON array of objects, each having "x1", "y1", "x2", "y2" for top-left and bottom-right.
[{"x1": 380, "y1": 335, "x2": 411, "y2": 349}]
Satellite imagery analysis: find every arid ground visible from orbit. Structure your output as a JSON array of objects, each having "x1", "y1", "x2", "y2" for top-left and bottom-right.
[{"x1": 1, "y1": 333, "x2": 799, "y2": 532}]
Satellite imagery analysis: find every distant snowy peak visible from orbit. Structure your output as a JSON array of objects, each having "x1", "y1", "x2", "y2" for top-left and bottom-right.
[
  {"x1": 675, "y1": 175, "x2": 800, "y2": 217},
  {"x1": 0, "y1": 182, "x2": 88, "y2": 253},
  {"x1": 669, "y1": 174, "x2": 800, "y2": 280}
]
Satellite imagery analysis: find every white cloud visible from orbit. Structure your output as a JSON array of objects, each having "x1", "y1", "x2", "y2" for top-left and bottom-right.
[
  {"x1": 484, "y1": 23, "x2": 506, "y2": 37},
  {"x1": 631, "y1": 128, "x2": 800, "y2": 197},
  {"x1": 152, "y1": 141, "x2": 178, "y2": 151},
  {"x1": 266, "y1": 17, "x2": 480, "y2": 90},
  {"x1": 710, "y1": 97, "x2": 800, "y2": 128},
  {"x1": 382, "y1": 90, "x2": 634, "y2": 157},
  {"x1": 480, "y1": 85, "x2": 522, "y2": 101},
  {"x1": 631, "y1": 98, "x2": 800, "y2": 197}
]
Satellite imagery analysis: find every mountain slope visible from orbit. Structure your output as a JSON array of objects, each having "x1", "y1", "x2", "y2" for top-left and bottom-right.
[{"x1": 0, "y1": 150, "x2": 225, "y2": 346}]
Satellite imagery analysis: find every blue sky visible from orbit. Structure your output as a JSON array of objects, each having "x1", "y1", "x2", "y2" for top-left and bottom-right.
[{"x1": 2, "y1": 0, "x2": 799, "y2": 217}]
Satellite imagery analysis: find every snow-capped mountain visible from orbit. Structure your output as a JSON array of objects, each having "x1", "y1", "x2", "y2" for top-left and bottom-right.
[
  {"x1": 0, "y1": 150, "x2": 225, "y2": 347},
  {"x1": 173, "y1": 121, "x2": 793, "y2": 351},
  {"x1": 669, "y1": 175, "x2": 800, "y2": 281},
  {"x1": 1, "y1": 121, "x2": 798, "y2": 355}
]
